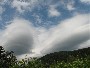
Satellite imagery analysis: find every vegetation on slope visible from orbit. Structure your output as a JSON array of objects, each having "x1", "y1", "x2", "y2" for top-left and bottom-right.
[{"x1": 0, "y1": 46, "x2": 90, "y2": 68}]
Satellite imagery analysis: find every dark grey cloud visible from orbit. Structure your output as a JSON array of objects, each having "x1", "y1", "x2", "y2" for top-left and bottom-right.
[
  {"x1": 0, "y1": 19, "x2": 37, "y2": 56},
  {"x1": 4, "y1": 34, "x2": 33, "y2": 55},
  {"x1": 43, "y1": 28, "x2": 89, "y2": 54}
]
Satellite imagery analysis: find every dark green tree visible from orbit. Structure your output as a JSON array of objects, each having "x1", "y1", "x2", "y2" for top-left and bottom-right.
[{"x1": 0, "y1": 46, "x2": 17, "y2": 68}]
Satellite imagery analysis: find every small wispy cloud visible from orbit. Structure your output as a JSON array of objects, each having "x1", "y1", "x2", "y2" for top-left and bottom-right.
[
  {"x1": 66, "y1": 2, "x2": 75, "y2": 11},
  {"x1": 0, "y1": 6, "x2": 5, "y2": 20},
  {"x1": 0, "y1": 6, "x2": 4, "y2": 14},
  {"x1": 80, "y1": 0, "x2": 90, "y2": 4},
  {"x1": 48, "y1": 5, "x2": 61, "y2": 17},
  {"x1": 11, "y1": 0, "x2": 39, "y2": 13}
]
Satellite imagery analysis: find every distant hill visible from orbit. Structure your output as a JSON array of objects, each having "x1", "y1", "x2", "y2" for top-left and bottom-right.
[{"x1": 39, "y1": 47, "x2": 90, "y2": 65}]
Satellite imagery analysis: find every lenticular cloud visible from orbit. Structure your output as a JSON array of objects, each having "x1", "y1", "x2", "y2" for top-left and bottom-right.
[
  {"x1": 0, "y1": 18, "x2": 37, "y2": 55},
  {"x1": 41, "y1": 14, "x2": 90, "y2": 54}
]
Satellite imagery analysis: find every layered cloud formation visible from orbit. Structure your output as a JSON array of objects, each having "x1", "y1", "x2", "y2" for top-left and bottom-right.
[
  {"x1": 0, "y1": 14, "x2": 89, "y2": 59},
  {"x1": 0, "y1": 0, "x2": 90, "y2": 59},
  {"x1": 39, "y1": 14, "x2": 90, "y2": 54}
]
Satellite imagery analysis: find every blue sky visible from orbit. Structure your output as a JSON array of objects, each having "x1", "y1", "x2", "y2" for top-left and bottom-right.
[
  {"x1": 0, "y1": 0, "x2": 90, "y2": 28},
  {"x1": 0, "y1": 0, "x2": 90, "y2": 59}
]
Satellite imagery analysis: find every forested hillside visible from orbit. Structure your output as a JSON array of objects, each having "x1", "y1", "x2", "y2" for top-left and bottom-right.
[
  {"x1": 0, "y1": 46, "x2": 90, "y2": 68},
  {"x1": 39, "y1": 47, "x2": 90, "y2": 64}
]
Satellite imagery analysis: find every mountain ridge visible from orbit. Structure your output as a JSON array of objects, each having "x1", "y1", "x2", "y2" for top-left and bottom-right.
[{"x1": 39, "y1": 47, "x2": 90, "y2": 65}]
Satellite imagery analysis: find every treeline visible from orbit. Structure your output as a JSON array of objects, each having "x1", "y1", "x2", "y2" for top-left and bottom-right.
[
  {"x1": 0, "y1": 46, "x2": 17, "y2": 68},
  {"x1": 0, "y1": 46, "x2": 90, "y2": 68},
  {"x1": 39, "y1": 47, "x2": 90, "y2": 65}
]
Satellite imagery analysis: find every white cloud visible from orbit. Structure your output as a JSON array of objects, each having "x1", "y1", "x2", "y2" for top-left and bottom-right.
[
  {"x1": 12, "y1": 0, "x2": 29, "y2": 13},
  {"x1": 29, "y1": 14, "x2": 90, "y2": 56},
  {"x1": 40, "y1": 14, "x2": 90, "y2": 54},
  {"x1": 65, "y1": 0, "x2": 75, "y2": 11},
  {"x1": 80, "y1": 0, "x2": 90, "y2": 4},
  {"x1": 11, "y1": 0, "x2": 39, "y2": 13},
  {"x1": 67, "y1": 3, "x2": 75, "y2": 11},
  {"x1": 0, "y1": 14, "x2": 89, "y2": 59},
  {"x1": 0, "y1": 18, "x2": 39, "y2": 55},
  {"x1": 48, "y1": 5, "x2": 61, "y2": 17}
]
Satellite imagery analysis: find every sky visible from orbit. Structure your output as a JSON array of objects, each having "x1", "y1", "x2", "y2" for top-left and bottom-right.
[{"x1": 0, "y1": 0, "x2": 90, "y2": 59}]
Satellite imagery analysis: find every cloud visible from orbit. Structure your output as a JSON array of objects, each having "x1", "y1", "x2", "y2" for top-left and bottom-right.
[
  {"x1": 0, "y1": 18, "x2": 38, "y2": 55},
  {"x1": 0, "y1": 0, "x2": 90, "y2": 60},
  {"x1": 12, "y1": 0, "x2": 29, "y2": 13},
  {"x1": 78, "y1": 40, "x2": 90, "y2": 49},
  {"x1": 0, "y1": 0, "x2": 8, "y2": 5},
  {"x1": 32, "y1": 14, "x2": 42, "y2": 24},
  {"x1": 61, "y1": 0, "x2": 75, "y2": 11},
  {"x1": 80, "y1": 0, "x2": 90, "y2": 4},
  {"x1": 66, "y1": 1, "x2": 75, "y2": 11},
  {"x1": 48, "y1": 5, "x2": 61, "y2": 17},
  {"x1": 11, "y1": 0, "x2": 39, "y2": 13},
  {"x1": 0, "y1": 6, "x2": 5, "y2": 20},
  {"x1": 40, "y1": 14, "x2": 90, "y2": 54},
  {"x1": 0, "y1": 14, "x2": 89, "y2": 59},
  {"x1": 0, "y1": 6, "x2": 4, "y2": 14}
]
